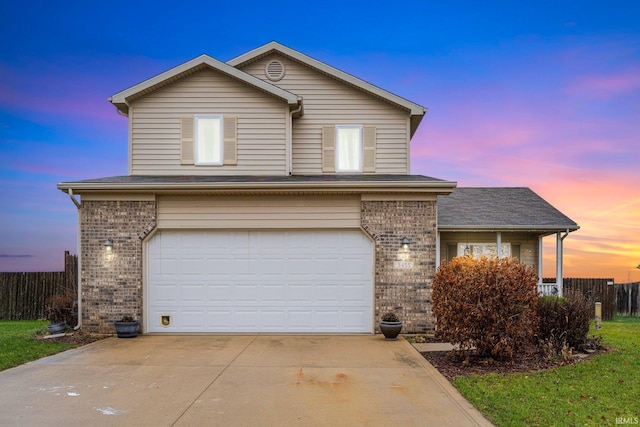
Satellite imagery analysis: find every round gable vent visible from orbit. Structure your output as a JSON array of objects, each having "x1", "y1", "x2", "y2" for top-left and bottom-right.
[{"x1": 265, "y1": 60, "x2": 285, "y2": 81}]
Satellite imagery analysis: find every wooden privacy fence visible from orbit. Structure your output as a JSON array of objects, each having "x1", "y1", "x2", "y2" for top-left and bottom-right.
[
  {"x1": 543, "y1": 278, "x2": 616, "y2": 321},
  {"x1": 0, "y1": 251, "x2": 77, "y2": 320},
  {"x1": 615, "y1": 282, "x2": 640, "y2": 317}
]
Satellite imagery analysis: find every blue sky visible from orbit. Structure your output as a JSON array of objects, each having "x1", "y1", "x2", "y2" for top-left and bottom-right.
[{"x1": 1, "y1": 1, "x2": 639, "y2": 282}]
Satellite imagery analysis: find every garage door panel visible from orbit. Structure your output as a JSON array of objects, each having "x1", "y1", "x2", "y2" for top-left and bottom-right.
[
  {"x1": 288, "y1": 258, "x2": 313, "y2": 274},
  {"x1": 154, "y1": 284, "x2": 179, "y2": 303},
  {"x1": 182, "y1": 310, "x2": 206, "y2": 329},
  {"x1": 236, "y1": 310, "x2": 260, "y2": 328},
  {"x1": 342, "y1": 310, "x2": 369, "y2": 329},
  {"x1": 235, "y1": 285, "x2": 259, "y2": 303},
  {"x1": 181, "y1": 285, "x2": 205, "y2": 302},
  {"x1": 207, "y1": 285, "x2": 233, "y2": 302},
  {"x1": 343, "y1": 285, "x2": 368, "y2": 302},
  {"x1": 207, "y1": 310, "x2": 233, "y2": 330},
  {"x1": 147, "y1": 230, "x2": 373, "y2": 333},
  {"x1": 261, "y1": 310, "x2": 287, "y2": 328},
  {"x1": 260, "y1": 257, "x2": 286, "y2": 275},
  {"x1": 262, "y1": 284, "x2": 286, "y2": 301},
  {"x1": 289, "y1": 284, "x2": 313, "y2": 303}
]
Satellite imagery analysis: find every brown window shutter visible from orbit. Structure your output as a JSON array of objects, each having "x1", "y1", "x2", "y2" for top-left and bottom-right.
[
  {"x1": 223, "y1": 116, "x2": 238, "y2": 165},
  {"x1": 181, "y1": 116, "x2": 194, "y2": 165},
  {"x1": 322, "y1": 125, "x2": 335, "y2": 172},
  {"x1": 362, "y1": 125, "x2": 376, "y2": 173}
]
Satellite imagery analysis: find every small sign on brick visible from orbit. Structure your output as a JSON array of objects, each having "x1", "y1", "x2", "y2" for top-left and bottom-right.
[{"x1": 393, "y1": 261, "x2": 414, "y2": 269}]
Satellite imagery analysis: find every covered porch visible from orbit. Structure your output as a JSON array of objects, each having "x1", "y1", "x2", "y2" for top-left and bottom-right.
[{"x1": 436, "y1": 188, "x2": 580, "y2": 296}]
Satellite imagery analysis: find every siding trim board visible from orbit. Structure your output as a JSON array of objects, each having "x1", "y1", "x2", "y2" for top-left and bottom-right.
[{"x1": 157, "y1": 195, "x2": 361, "y2": 229}]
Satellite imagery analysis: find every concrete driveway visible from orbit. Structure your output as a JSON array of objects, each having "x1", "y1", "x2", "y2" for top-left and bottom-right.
[{"x1": 0, "y1": 335, "x2": 491, "y2": 426}]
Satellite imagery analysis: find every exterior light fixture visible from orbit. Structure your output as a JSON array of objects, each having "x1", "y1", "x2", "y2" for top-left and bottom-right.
[
  {"x1": 104, "y1": 239, "x2": 114, "y2": 248},
  {"x1": 401, "y1": 237, "x2": 410, "y2": 248}
]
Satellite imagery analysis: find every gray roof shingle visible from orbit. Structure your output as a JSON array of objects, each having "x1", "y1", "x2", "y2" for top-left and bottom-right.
[{"x1": 438, "y1": 187, "x2": 579, "y2": 231}]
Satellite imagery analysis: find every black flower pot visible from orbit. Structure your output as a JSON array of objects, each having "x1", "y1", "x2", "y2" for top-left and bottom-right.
[
  {"x1": 114, "y1": 320, "x2": 140, "y2": 338},
  {"x1": 47, "y1": 322, "x2": 66, "y2": 334},
  {"x1": 379, "y1": 321, "x2": 402, "y2": 340}
]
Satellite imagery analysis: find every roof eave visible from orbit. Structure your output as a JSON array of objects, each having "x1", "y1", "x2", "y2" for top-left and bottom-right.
[
  {"x1": 57, "y1": 180, "x2": 457, "y2": 194},
  {"x1": 438, "y1": 225, "x2": 580, "y2": 234}
]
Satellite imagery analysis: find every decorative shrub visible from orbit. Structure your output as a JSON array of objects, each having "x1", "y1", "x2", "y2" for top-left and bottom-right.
[
  {"x1": 536, "y1": 289, "x2": 592, "y2": 351},
  {"x1": 381, "y1": 312, "x2": 400, "y2": 322},
  {"x1": 45, "y1": 294, "x2": 76, "y2": 325},
  {"x1": 432, "y1": 256, "x2": 539, "y2": 360}
]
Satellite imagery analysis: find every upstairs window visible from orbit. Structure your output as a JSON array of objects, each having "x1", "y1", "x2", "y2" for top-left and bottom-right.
[
  {"x1": 194, "y1": 115, "x2": 223, "y2": 165},
  {"x1": 181, "y1": 115, "x2": 237, "y2": 166},
  {"x1": 322, "y1": 125, "x2": 376, "y2": 173},
  {"x1": 336, "y1": 125, "x2": 362, "y2": 172}
]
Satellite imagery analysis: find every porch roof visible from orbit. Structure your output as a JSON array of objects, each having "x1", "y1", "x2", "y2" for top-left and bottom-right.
[{"x1": 437, "y1": 187, "x2": 579, "y2": 234}]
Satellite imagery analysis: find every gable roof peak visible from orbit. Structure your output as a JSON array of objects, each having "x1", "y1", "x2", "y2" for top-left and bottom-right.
[
  {"x1": 109, "y1": 52, "x2": 300, "y2": 116},
  {"x1": 227, "y1": 41, "x2": 427, "y2": 136}
]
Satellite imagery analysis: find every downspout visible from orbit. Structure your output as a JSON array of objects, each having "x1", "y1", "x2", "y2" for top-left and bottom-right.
[
  {"x1": 68, "y1": 188, "x2": 81, "y2": 209},
  {"x1": 435, "y1": 231, "x2": 441, "y2": 269},
  {"x1": 288, "y1": 99, "x2": 303, "y2": 175},
  {"x1": 68, "y1": 189, "x2": 82, "y2": 329}
]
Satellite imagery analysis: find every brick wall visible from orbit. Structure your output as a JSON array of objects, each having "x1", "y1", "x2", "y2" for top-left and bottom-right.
[
  {"x1": 361, "y1": 200, "x2": 437, "y2": 333},
  {"x1": 80, "y1": 200, "x2": 156, "y2": 333}
]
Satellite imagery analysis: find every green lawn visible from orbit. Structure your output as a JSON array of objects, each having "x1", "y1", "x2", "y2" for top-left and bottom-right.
[
  {"x1": 0, "y1": 320, "x2": 76, "y2": 371},
  {"x1": 454, "y1": 317, "x2": 640, "y2": 426}
]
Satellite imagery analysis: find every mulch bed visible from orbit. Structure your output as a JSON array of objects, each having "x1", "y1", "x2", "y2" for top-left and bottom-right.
[
  {"x1": 419, "y1": 339, "x2": 608, "y2": 382},
  {"x1": 36, "y1": 330, "x2": 106, "y2": 346}
]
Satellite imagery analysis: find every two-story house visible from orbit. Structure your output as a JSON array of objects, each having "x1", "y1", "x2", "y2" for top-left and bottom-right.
[{"x1": 58, "y1": 42, "x2": 577, "y2": 335}]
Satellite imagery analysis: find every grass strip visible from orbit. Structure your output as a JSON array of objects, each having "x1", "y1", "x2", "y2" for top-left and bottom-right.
[
  {"x1": 0, "y1": 320, "x2": 75, "y2": 371},
  {"x1": 454, "y1": 317, "x2": 640, "y2": 426}
]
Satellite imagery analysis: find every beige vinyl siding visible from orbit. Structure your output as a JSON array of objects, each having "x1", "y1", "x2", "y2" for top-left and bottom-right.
[
  {"x1": 439, "y1": 232, "x2": 539, "y2": 269},
  {"x1": 238, "y1": 55, "x2": 410, "y2": 174},
  {"x1": 129, "y1": 68, "x2": 288, "y2": 175},
  {"x1": 157, "y1": 195, "x2": 361, "y2": 229}
]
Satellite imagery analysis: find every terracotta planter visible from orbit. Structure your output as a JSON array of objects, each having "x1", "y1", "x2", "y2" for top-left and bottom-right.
[
  {"x1": 379, "y1": 321, "x2": 402, "y2": 340},
  {"x1": 114, "y1": 320, "x2": 140, "y2": 338}
]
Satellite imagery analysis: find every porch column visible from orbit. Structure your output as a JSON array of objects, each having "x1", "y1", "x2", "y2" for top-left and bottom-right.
[
  {"x1": 496, "y1": 231, "x2": 502, "y2": 258},
  {"x1": 556, "y1": 232, "x2": 563, "y2": 297},
  {"x1": 436, "y1": 231, "x2": 441, "y2": 269},
  {"x1": 538, "y1": 235, "x2": 544, "y2": 282}
]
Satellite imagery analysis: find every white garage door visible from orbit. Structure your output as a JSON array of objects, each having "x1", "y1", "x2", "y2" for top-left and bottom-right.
[{"x1": 146, "y1": 230, "x2": 374, "y2": 333}]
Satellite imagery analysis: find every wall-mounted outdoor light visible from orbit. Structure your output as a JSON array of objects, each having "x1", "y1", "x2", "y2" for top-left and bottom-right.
[
  {"x1": 401, "y1": 237, "x2": 410, "y2": 249},
  {"x1": 104, "y1": 239, "x2": 114, "y2": 248}
]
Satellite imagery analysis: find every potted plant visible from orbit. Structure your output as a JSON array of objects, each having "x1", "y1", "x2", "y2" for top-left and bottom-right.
[
  {"x1": 45, "y1": 294, "x2": 74, "y2": 334},
  {"x1": 379, "y1": 312, "x2": 403, "y2": 340},
  {"x1": 114, "y1": 316, "x2": 140, "y2": 338}
]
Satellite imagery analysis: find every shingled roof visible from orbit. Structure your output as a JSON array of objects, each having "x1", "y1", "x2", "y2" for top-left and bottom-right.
[{"x1": 438, "y1": 187, "x2": 579, "y2": 232}]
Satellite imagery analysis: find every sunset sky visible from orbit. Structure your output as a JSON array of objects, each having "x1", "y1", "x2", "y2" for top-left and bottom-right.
[{"x1": 1, "y1": 1, "x2": 638, "y2": 283}]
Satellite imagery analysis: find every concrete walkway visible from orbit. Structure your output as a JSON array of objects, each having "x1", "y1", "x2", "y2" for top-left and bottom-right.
[{"x1": 0, "y1": 335, "x2": 492, "y2": 426}]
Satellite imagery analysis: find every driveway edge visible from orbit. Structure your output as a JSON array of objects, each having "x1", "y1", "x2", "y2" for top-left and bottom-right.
[{"x1": 402, "y1": 339, "x2": 494, "y2": 427}]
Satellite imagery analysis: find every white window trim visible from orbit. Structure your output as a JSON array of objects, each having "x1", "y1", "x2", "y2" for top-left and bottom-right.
[
  {"x1": 335, "y1": 125, "x2": 363, "y2": 173},
  {"x1": 194, "y1": 114, "x2": 223, "y2": 166},
  {"x1": 458, "y1": 243, "x2": 512, "y2": 259}
]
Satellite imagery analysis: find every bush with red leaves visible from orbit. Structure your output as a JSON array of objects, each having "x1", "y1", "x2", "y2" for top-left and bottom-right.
[{"x1": 432, "y1": 256, "x2": 539, "y2": 361}]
